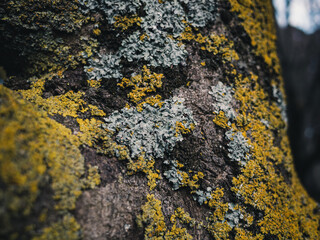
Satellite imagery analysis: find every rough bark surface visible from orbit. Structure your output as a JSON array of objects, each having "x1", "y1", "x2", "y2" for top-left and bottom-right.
[{"x1": 0, "y1": 0, "x2": 319, "y2": 239}]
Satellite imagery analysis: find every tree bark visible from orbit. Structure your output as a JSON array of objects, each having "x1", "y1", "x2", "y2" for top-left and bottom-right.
[{"x1": 0, "y1": 0, "x2": 319, "y2": 239}]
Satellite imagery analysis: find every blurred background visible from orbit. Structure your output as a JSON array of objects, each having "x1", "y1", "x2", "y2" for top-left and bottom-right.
[{"x1": 273, "y1": 0, "x2": 320, "y2": 202}]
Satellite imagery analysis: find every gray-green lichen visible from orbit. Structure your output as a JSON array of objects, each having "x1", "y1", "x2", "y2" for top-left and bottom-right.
[
  {"x1": 180, "y1": 0, "x2": 217, "y2": 27},
  {"x1": 102, "y1": 97, "x2": 195, "y2": 159},
  {"x1": 163, "y1": 160, "x2": 184, "y2": 190},
  {"x1": 142, "y1": 1, "x2": 186, "y2": 37},
  {"x1": 272, "y1": 85, "x2": 288, "y2": 124},
  {"x1": 193, "y1": 187, "x2": 213, "y2": 205},
  {"x1": 224, "y1": 203, "x2": 244, "y2": 228},
  {"x1": 78, "y1": 0, "x2": 141, "y2": 23},
  {"x1": 84, "y1": 53, "x2": 123, "y2": 80},
  {"x1": 119, "y1": 30, "x2": 187, "y2": 67},
  {"x1": 225, "y1": 130, "x2": 251, "y2": 165},
  {"x1": 79, "y1": 0, "x2": 219, "y2": 69},
  {"x1": 209, "y1": 82, "x2": 236, "y2": 120}
]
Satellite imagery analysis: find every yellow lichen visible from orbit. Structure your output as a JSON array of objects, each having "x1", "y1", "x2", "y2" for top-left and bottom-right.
[
  {"x1": 179, "y1": 23, "x2": 239, "y2": 62},
  {"x1": 0, "y1": 85, "x2": 98, "y2": 238},
  {"x1": 32, "y1": 215, "x2": 80, "y2": 240},
  {"x1": 138, "y1": 194, "x2": 193, "y2": 240},
  {"x1": 212, "y1": 111, "x2": 231, "y2": 129},
  {"x1": 223, "y1": 68, "x2": 320, "y2": 238},
  {"x1": 175, "y1": 121, "x2": 195, "y2": 136},
  {"x1": 92, "y1": 28, "x2": 101, "y2": 36},
  {"x1": 19, "y1": 72, "x2": 105, "y2": 118},
  {"x1": 137, "y1": 194, "x2": 167, "y2": 239},
  {"x1": 114, "y1": 14, "x2": 142, "y2": 30},
  {"x1": 87, "y1": 79, "x2": 101, "y2": 88},
  {"x1": 136, "y1": 95, "x2": 164, "y2": 112},
  {"x1": 127, "y1": 154, "x2": 161, "y2": 190},
  {"x1": 118, "y1": 65, "x2": 164, "y2": 106},
  {"x1": 82, "y1": 164, "x2": 101, "y2": 189},
  {"x1": 228, "y1": 0, "x2": 280, "y2": 73}
]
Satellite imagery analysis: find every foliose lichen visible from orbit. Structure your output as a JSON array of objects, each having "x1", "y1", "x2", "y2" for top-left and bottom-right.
[
  {"x1": 193, "y1": 187, "x2": 213, "y2": 205},
  {"x1": 84, "y1": 53, "x2": 123, "y2": 80},
  {"x1": 142, "y1": 1, "x2": 186, "y2": 37},
  {"x1": 78, "y1": 0, "x2": 142, "y2": 23},
  {"x1": 224, "y1": 203, "x2": 244, "y2": 228},
  {"x1": 119, "y1": 30, "x2": 187, "y2": 67},
  {"x1": 272, "y1": 84, "x2": 288, "y2": 124},
  {"x1": 0, "y1": 85, "x2": 101, "y2": 239},
  {"x1": 180, "y1": 0, "x2": 217, "y2": 27},
  {"x1": 209, "y1": 81, "x2": 236, "y2": 120},
  {"x1": 163, "y1": 159, "x2": 204, "y2": 191},
  {"x1": 103, "y1": 97, "x2": 195, "y2": 159},
  {"x1": 225, "y1": 130, "x2": 251, "y2": 166},
  {"x1": 137, "y1": 194, "x2": 193, "y2": 240}
]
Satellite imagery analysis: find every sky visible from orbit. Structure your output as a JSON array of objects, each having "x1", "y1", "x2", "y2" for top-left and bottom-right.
[{"x1": 273, "y1": 0, "x2": 319, "y2": 34}]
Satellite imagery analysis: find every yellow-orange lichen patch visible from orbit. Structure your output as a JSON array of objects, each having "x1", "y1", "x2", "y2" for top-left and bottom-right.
[
  {"x1": 138, "y1": 194, "x2": 193, "y2": 240},
  {"x1": 227, "y1": 69, "x2": 320, "y2": 239},
  {"x1": 20, "y1": 74, "x2": 105, "y2": 118},
  {"x1": 118, "y1": 65, "x2": 164, "y2": 109},
  {"x1": 0, "y1": 85, "x2": 99, "y2": 238},
  {"x1": 127, "y1": 154, "x2": 161, "y2": 190},
  {"x1": 114, "y1": 14, "x2": 142, "y2": 30},
  {"x1": 32, "y1": 214, "x2": 80, "y2": 240},
  {"x1": 228, "y1": 0, "x2": 280, "y2": 74},
  {"x1": 179, "y1": 24, "x2": 239, "y2": 62}
]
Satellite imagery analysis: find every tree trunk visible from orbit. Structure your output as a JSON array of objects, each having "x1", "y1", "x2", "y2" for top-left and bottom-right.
[{"x1": 0, "y1": 0, "x2": 319, "y2": 239}]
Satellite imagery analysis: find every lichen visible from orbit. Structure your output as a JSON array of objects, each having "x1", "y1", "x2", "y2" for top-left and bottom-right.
[
  {"x1": 179, "y1": 24, "x2": 239, "y2": 63},
  {"x1": 103, "y1": 97, "x2": 195, "y2": 159},
  {"x1": 114, "y1": 14, "x2": 142, "y2": 30},
  {"x1": 32, "y1": 215, "x2": 80, "y2": 240},
  {"x1": 224, "y1": 68, "x2": 320, "y2": 239},
  {"x1": 224, "y1": 203, "x2": 244, "y2": 228},
  {"x1": 164, "y1": 160, "x2": 204, "y2": 191},
  {"x1": 209, "y1": 81, "x2": 236, "y2": 120},
  {"x1": 118, "y1": 65, "x2": 164, "y2": 106},
  {"x1": 1, "y1": 1, "x2": 98, "y2": 75},
  {"x1": 120, "y1": 30, "x2": 187, "y2": 67},
  {"x1": 78, "y1": 0, "x2": 142, "y2": 24},
  {"x1": 137, "y1": 194, "x2": 193, "y2": 240},
  {"x1": 141, "y1": 1, "x2": 186, "y2": 38},
  {"x1": 84, "y1": 53, "x2": 123, "y2": 80},
  {"x1": 179, "y1": 0, "x2": 217, "y2": 28},
  {"x1": 228, "y1": 0, "x2": 280, "y2": 73},
  {"x1": 0, "y1": 85, "x2": 100, "y2": 239},
  {"x1": 225, "y1": 130, "x2": 251, "y2": 166}
]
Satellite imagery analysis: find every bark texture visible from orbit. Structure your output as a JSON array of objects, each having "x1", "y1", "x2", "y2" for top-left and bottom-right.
[{"x1": 0, "y1": 0, "x2": 319, "y2": 239}]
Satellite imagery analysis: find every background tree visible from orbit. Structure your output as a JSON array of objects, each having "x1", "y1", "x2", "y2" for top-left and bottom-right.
[{"x1": 0, "y1": 0, "x2": 319, "y2": 239}]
